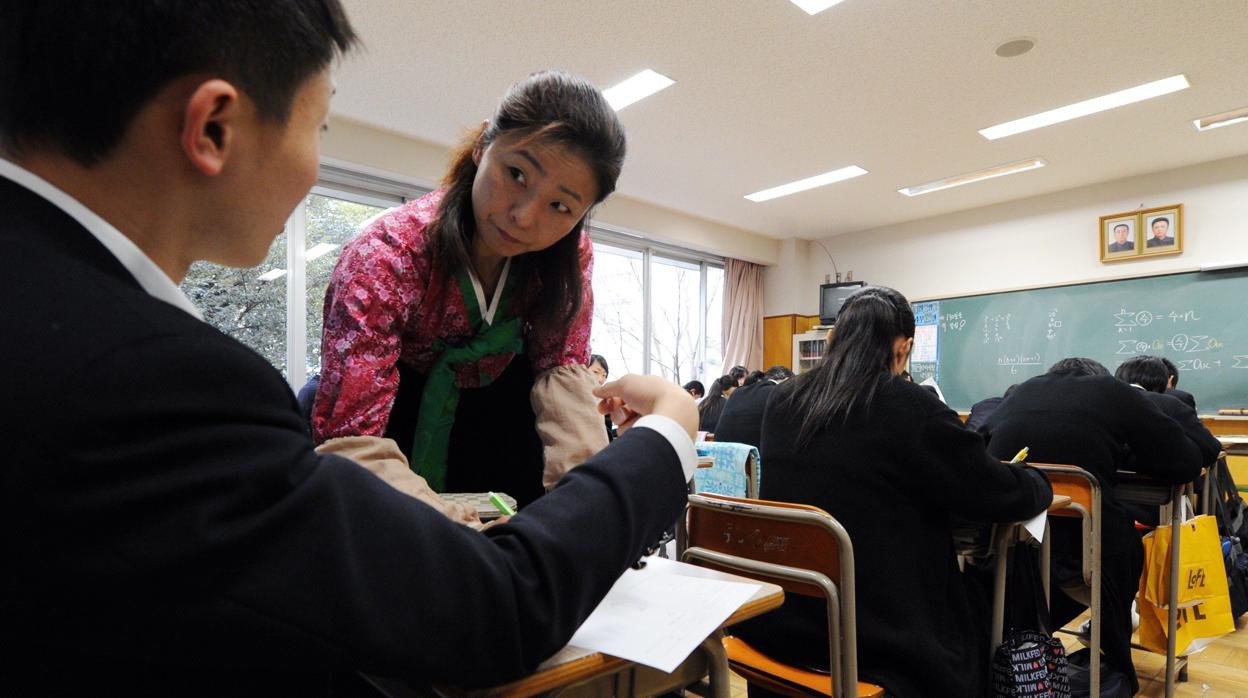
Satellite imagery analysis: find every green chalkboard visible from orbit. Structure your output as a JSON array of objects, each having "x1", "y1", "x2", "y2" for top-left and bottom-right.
[{"x1": 908, "y1": 269, "x2": 1248, "y2": 412}]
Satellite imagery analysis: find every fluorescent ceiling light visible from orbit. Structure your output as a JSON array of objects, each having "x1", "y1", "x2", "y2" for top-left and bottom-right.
[
  {"x1": 898, "y1": 157, "x2": 1046, "y2": 197},
  {"x1": 745, "y1": 165, "x2": 868, "y2": 202},
  {"x1": 305, "y1": 242, "x2": 339, "y2": 261},
  {"x1": 602, "y1": 69, "x2": 674, "y2": 111},
  {"x1": 1193, "y1": 106, "x2": 1248, "y2": 132},
  {"x1": 979, "y1": 74, "x2": 1190, "y2": 140},
  {"x1": 257, "y1": 268, "x2": 287, "y2": 282},
  {"x1": 790, "y1": 0, "x2": 848, "y2": 15}
]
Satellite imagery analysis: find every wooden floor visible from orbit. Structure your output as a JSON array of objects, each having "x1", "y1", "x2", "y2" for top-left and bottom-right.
[{"x1": 725, "y1": 612, "x2": 1248, "y2": 697}]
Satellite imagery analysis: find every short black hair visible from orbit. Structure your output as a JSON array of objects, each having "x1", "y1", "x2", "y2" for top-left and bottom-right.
[
  {"x1": 1160, "y1": 356, "x2": 1180, "y2": 386},
  {"x1": 0, "y1": 1, "x2": 358, "y2": 165},
  {"x1": 742, "y1": 371, "x2": 766, "y2": 386},
  {"x1": 588, "y1": 354, "x2": 608, "y2": 376},
  {"x1": 1113, "y1": 223, "x2": 1129, "y2": 233},
  {"x1": 1114, "y1": 355, "x2": 1168, "y2": 392},
  {"x1": 728, "y1": 366, "x2": 747, "y2": 381},
  {"x1": 682, "y1": 380, "x2": 705, "y2": 398},
  {"x1": 1047, "y1": 357, "x2": 1109, "y2": 377},
  {"x1": 764, "y1": 365, "x2": 794, "y2": 382},
  {"x1": 1152, "y1": 217, "x2": 1170, "y2": 228}
]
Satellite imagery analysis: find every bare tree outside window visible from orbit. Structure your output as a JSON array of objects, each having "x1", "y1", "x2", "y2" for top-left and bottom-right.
[
  {"x1": 304, "y1": 194, "x2": 389, "y2": 375},
  {"x1": 590, "y1": 244, "x2": 644, "y2": 377},
  {"x1": 181, "y1": 234, "x2": 289, "y2": 374}
]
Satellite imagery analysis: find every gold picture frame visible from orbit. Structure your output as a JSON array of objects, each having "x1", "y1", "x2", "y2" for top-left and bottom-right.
[
  {"x1": 1138, "y1": 204, "x2": 1183, "y2": 258},
  {"x1": 1098, "y1": 204, "x2": 1183, "y2": 263},
  {"x1": 1099, "y1": 212, "x2": 1140, "y2": 262}
]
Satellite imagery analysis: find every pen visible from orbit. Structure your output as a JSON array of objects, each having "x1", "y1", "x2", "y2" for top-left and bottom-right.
[
  {"x1": 488, "y1": 491, "x2": 515, "y2": 517},
  {"x1": 1009, "y1": 446, "x2": 1029, "y2": 463}
]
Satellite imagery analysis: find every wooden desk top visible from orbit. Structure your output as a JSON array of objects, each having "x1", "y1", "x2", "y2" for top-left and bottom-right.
[
  {"x1": 1049, "y1": 494, "x2": 1072, "y2": 512},
  {"x1": 440, "y1": 563, "x2": 783, "y2": 698}
]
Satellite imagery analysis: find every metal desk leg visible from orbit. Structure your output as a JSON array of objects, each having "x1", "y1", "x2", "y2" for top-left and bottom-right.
[
  {"x1": 1165, "y1": 485, "x2": 1182, "y2": 698},
  {"x1": 1041, "y1": 519, "x2": 1051, "y2": 607},
  {"x1": 702, "y1": 632, "x2": 731, "y2": 698},
  {"x1": 990, "y1": 524, "x2": 1013, "y2": 658}
]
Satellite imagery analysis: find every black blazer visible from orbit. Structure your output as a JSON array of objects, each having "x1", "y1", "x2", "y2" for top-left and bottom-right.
[
  {"x1": 1167, "y1": 387, "x2": 1197, "y2": 409},
  {"x1": 710, "y1": 380, "x2": 779, "y2": 447},
  {"x1": 698, "y1": 394, "x2": 727, "y2": 433},
  {"x1": 0, "y1": 177, "x2": 686, "y2": 694},
  {"x1": 735, "y1": 377, "x2": 1051, "y2": 697},
  {"x1": 1140, "y1": 390, "x2": 1222, "y2": 465},
  {"x1": 965, "y1": 395, "x2": 1003, "y2": 431}
]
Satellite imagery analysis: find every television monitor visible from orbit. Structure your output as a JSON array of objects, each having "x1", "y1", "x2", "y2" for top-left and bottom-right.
[{"x1": 819, "y1": 281, "x2": 866, "y2": 325}]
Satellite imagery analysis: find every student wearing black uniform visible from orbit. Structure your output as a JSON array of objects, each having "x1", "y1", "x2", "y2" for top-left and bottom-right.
[
  {"x1": 1115, "y1": 356, "x2": 1221, "y2": 464},
  {"x1": 735, "y1": 286, "x2": 1052, "y2": 698},
  {"x1": 979, "y1": 358, "x2": 1203, "y2": 694},
  {"x1": 1160, "y1": 356, "x2": 1198, "y2": 408},
  {"x1": 712, "y1": 365, "x2": 793, "y2": 448}
]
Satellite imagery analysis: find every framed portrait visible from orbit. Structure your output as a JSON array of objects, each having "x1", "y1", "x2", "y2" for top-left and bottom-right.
[
  {"x1": 1099, "y1": 212, "x2": 1141, "y2": 262},
  {"x1": 1139, "y1": 204, "x2": 1183, "y2": 257}
]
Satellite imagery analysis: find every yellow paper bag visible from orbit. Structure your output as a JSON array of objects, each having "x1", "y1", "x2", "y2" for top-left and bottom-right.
[
  {"x1": 1137, "y1": 592, "x2": 1234, "y2": 655},
  {"x1": 1143, "y1": 514, "x2": 1226, "y2": 609}
]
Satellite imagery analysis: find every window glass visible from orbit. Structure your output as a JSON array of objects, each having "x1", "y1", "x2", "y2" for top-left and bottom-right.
[
  {"x1": 589, "y1": 243, "x2": 644, "y2": 378},
  {"x1": 304, "y1": 194, "x2": 389, "y2": 376},
  {"x1": 181, "y1": 233, "x2": 289, "y2": 375},
  {"x1": 649, "y1": 255, "x2": 702, "y2": 384},
  {"x1": 704, "y1": 264, "x2": 725, "y2": 382}
]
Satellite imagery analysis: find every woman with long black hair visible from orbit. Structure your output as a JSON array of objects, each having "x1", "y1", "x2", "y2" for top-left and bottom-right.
[
  {"x1": 697, "y1": 374, "x2": 735, "y2": 434},
  {"x1": 312, "y1": 71, "x2": 623, "y2": 510},
  {"x1": 734, "y1": 286, "x2": 1052, "y2": 698}
]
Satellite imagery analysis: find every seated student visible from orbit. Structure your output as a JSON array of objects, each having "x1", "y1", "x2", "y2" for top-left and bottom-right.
[
  {"x1": 965, "y1": 384, "x2": 1017, "y2": 431},
  {"x1": 734, "y1": 286, "x2": 1051, "y2": 698},
  {"x1": 979, "y1": 358, "x2": 1202, "y2": 695},
  {"x1": 682, "y1": 380, "x2": 705, "y2": 400},
  {"x1": 0, "y1": 2, "x2": 698, "y2": 692},
  {"x1": 729, "y1": 364, "x2": 748, "y2": 386},
  {"x1": 712, "y1": 365, "x2": 793, "y2": 448},
  {"x1": 1159, "y1": 356, "x2": 1197, "y2": 409},
  {"x1": 741, "y1": 369, "x2": 766, "y2": 386},
  {"x1": 589, "y1": 354, "x2": 616, "y2": 441},
  {"x1": 697, "y1": 375, "x2": 735, "y2": 433},
  {"x1": 1114, "y1": 356, "x2": 1220, "y2": 464}
]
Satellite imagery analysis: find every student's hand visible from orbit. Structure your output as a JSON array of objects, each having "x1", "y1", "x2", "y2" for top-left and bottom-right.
[{"x1": 593, "y1": 374, "x2": 698, "y2": 441}]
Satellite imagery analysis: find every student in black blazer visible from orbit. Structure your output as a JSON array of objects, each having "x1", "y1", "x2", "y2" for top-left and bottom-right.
[
  {"x1": 734, "y1": 287, "x2": 1051, "y2": 698},
  {"x1": 712, "y1": 365, "x2": 793, "y2": 447},
  {"x1": 697, "y1": 374, "x2": 735, "y2": 433},
  {"x1": 1160, "y1": 356, "x2": 1198, "y2": 408},
  {"x1": 1115, "y1": 356, "x2": 1221, "y2": 464},
  {"x1": 979, "y1": 358, "x2": 1203, "y2": 694},
  {"x1": 0, "y1": 4, "x2": 698, "y2": 693}
]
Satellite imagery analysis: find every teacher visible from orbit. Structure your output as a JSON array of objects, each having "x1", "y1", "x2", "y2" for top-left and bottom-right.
[{"x1": 312, "y1": 71, "x2": 621, "y2": 508}]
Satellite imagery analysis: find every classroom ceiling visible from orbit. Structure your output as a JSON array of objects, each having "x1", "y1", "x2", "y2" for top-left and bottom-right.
[{"x1": 331, "y1": 0, "x2": 1248, "y2": 240}]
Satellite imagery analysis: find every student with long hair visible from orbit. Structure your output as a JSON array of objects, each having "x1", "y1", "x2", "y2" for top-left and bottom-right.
[
  {"x1": 697, "y1": 374, "x2": 735, "y2": 433},
  {"x1": 734, "y1": 286, "x2": 1052, "y2": 698},
  {"x1": 313, "y1": 71, "x2": 623, "y2": 509}
]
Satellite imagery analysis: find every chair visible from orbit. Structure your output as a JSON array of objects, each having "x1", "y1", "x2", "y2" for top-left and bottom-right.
[
  {"x1": 681, "y1": 493, "x2": 884, "y2": 698},
  {"x1": 1030, "y1": 463, "x2": 1103, "y2": 697}
]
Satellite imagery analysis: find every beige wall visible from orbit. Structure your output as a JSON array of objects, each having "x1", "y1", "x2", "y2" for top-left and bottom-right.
[
  {"x1": 764, "y1": 154, "x2": 1248, "y2": 315},
  {"x1": 320, "y1": 116, "x2": 780, "y2": 265}
]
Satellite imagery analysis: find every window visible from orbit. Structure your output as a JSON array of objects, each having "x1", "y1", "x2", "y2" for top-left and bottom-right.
[
  {"x1": 589, "y1": 230, "x2": 724, "y2": 385},
  {"x1": 182, "y1": 164, "x2": 423, "y2": 389},
  {"x1": 183, "y1": 164, "x2": 725, "y2": 390}
]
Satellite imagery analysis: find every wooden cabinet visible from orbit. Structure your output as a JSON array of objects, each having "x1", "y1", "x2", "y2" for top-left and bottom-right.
[{"x1": 764, "y1": 315, "x2": 822, "y2": 370}]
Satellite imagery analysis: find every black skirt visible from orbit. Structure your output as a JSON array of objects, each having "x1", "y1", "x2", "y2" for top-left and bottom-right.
[{"x1": 384, "y1": 355, "x2": 546, "y2": 508}]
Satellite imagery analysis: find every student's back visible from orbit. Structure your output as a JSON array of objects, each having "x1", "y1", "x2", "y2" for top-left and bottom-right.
[{"x1": 734, "y1": 287, "x2": 1050, "y2": 698}]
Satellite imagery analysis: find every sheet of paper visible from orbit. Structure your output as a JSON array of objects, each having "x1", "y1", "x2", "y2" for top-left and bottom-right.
[
  {"x1": 1021, "y1": 510, "x2": 1047, "y2": 543},
  {"x1": 566, "y1": 556, "x2": 761, "y2": 674},
  {"x1": 919, "y1": 376, "x2": 947, "y2": 404},
  {"x1": 912, "y1": 323, "x2": 938, "y2": 363}
]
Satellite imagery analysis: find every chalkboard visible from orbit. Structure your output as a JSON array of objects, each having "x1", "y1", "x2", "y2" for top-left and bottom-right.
[{"x1": 908, "y1": 269, "x2": 1248, "y2": 412}]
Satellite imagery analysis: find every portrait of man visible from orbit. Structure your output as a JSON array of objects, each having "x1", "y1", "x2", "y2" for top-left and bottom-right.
[
  {"x1": 1107, "y1": 222, "x2": 1135, "y2": 253},
  {"x1": 1146, "y1": 215, "x2": 1176, "y2": 247},
  {"x1": 1099, "y1": 214, "x2": 1139, "y2": 261}
]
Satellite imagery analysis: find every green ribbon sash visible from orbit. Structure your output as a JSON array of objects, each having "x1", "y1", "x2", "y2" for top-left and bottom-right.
[{"x1": 410, "y1": 264, "x2": 523, "y2": 492}]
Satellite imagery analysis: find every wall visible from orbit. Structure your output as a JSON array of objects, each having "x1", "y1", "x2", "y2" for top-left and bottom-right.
[
  {"x1": 794, "y1": 154, "x2": 1248, "y2": 307},
  {"x1": 321, "y1": 116, "x2": 780, "y2": 265}
]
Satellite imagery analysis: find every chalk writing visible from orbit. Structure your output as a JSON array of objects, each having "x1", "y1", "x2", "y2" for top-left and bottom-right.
[{"x1": 998, "y1": 353, "x2": 1041, "y2": 375}]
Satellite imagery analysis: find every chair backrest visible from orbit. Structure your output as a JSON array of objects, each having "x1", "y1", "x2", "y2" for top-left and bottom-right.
[
  {"x1": 682, "y1": 493, "x2": 857, "y2": 698},
  {"x1": 1030, "y1": 463, "x2": 1101, "y2": 587}
]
